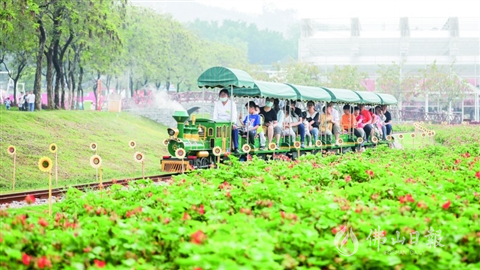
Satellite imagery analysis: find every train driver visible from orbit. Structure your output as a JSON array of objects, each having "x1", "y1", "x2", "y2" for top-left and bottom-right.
[{"x1": 212, "y1": 88, "x2": 239, "y2": 153}]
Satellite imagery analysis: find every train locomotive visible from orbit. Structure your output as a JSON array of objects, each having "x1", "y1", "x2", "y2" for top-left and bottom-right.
[{"x1": 161, "y1": 66, "x2": 397, "y2": 172}]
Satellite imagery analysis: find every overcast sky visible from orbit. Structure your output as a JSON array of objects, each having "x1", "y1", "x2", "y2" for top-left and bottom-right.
[{"x1": 196, "y1": 0, "x2": 480, "y2": 17}]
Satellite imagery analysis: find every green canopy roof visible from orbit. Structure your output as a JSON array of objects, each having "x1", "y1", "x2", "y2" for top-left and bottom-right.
[
  {"x1": 197, "y1": 66, "x2": 255, "y2": 89},
  {"x1": 321, "y1": 87, "x2": 361, "y2": 103},
  {"x1": 286, "y1": 84, "x2": 331, "y2": 102},
  {"x1": 354, "y1": 91, "x2": 383, "y2": 104},
  {"x1": 233, "y1": 80, "x2": 298, "y2": 99},
  {"x1": 376, "y1": 93, "x2": 398, "y2": 105}
]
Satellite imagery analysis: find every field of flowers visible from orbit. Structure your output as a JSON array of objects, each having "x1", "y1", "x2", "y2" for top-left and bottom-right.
[{"x1": 0, "y1": 125, "x2": 479, "y2": 269}]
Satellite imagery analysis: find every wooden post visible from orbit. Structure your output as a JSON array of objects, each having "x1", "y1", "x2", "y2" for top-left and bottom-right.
[
  {"x1": 48, "y1": 172, "x2": 52, "y2": 217},
  {"x1": 99, "y1": 166, "x2": 103, "y2": 198},
  {"x1": 12, "y1": 153, "x2": 16, "y2": 191},
  {"x1": 55, "y1": 151, "x2": 58, "y2": 186}
]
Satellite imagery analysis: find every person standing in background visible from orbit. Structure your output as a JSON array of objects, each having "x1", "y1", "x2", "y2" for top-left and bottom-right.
[{"x1": 27, "y1": 91, "x2": 35, "y2": 111}]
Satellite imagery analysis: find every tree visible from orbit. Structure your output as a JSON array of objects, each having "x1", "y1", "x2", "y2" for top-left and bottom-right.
[
  {"x1": 323, "y1": 65, "x2": 368, "y2": 90},
  {"x1": 376, "y1": 61, "x2": 418, "y2": 112},
  {"x1": 420, "y1": 61, "x2": 470, "y2": 115},
  {"x1": 274, "y1": 61, "x2": 321, "y2": 86}
]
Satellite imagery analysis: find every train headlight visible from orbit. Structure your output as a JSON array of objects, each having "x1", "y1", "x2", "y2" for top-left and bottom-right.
[{"x1": 167, "y1": 128, "x2": 179, "y2": 137}]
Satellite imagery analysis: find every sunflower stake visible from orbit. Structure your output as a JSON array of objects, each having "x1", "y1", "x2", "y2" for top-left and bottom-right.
[
  {"x1": 90, "y1": 155, "x2": 103, "y2": 193},
  {"x1": 8, "y1": 146, "x2": 16, "y2": 190},
  {"x1": 38, "y1": 157, "x2": 53, "y2": 217},
  {"x1": 134, "y1": 152, "x2": 145, "y2": 179},
  {"x1": 175, "y1": 148, "x2": 186, "y2": 174},
  {"x1": 49, "y1": 144, "x2": 58, "y2": 186}
]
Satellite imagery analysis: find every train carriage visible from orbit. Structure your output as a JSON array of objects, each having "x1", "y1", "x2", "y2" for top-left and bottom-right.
[{"x1": 161, "y1": 66, "x2": 397, "y2": 172}]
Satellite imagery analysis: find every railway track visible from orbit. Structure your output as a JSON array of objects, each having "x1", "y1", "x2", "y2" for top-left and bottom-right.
[{"x1": 0, "y1": 173, "x2": 179, "y2": 205}]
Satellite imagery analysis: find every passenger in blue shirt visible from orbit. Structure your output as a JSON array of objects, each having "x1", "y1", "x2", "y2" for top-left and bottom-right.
[{"x1": 242, "y1": 101, "x2": 261, "y2": 146}]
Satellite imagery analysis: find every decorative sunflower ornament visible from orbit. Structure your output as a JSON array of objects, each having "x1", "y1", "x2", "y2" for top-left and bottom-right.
[
  {"x1": 134, "y1": 152, "x2": 144, "y2": 163},
  {"x1": 356, "y1": 137, "x2": 364, "y2": 144},
  {"x1": 7, "y1": 145, "x2": 16, "y2": 155},
  {"x1": 90, "y1": 143, "x2": 97, "y2": 151},
  {"x1": 411, "y1": 133, "x2": 416, "y2": 138},
  {"x1": 175, "y1": 148, "x2": 186, "y2": 159},
  {"x1": 386, "y1": 135, "x2": 393, "y2": 141},
  {"x1": 38, "y1": 157, "x2": 53, "y2": 172},
  {"x1": 212, "y1": 146, "x2": 222, "y2": 157},
  {"x1": 49, "y1": 143, "x2": 57, "y2": 153},
  {"x1": 268, "y1": 143, "x2": 276, "y2": 151},
  {"x1": 398, "y1": 134, "x2": 404, "y2": 140},
  {"x1": 337, "y1": 138, "x2": 344, "y2": 145},
  {"x1": 129, "y1": 140, "x2": 136, "y2": 149},
  {"x1": 242, "y1": 144, "x2": 251, "y2": 153},
  {"x1": 371, "y1": 136, "x2": 379, "y2": 144},
  {"x1": 293, "y1": 141, "x2": 301, "y2": 149},
  {"x1": 90, "y1": 155, "x2": 102, "y2": 169},
  {"x1": 315, "y1": 140, "x2": 323, "y2": 147}
]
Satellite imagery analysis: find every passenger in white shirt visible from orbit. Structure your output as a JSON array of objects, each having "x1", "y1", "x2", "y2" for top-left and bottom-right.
[
  {"x1": 26, "y1": 91, "x2": 36, "y2": 111},
  {"x1": 212, "y1": 89, "x2": 239, "y2": 152}
]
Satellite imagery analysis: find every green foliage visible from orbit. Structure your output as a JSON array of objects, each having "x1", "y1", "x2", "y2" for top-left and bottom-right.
[
  {"x1": 187, "y1": 19, "x2": 298, "y2": 64},
  {"x1": 0, "y1": 127, "x2": 479, "y2": 268},
  {"x1": 323, "y1": 66, "x2": 368, "y2": 90},
  {"x1": 274, "y1": 61, "x2": 322, "y2": 86},
  {"x1": 376, "y1": 61, "x2": 417, "y2": 103}
]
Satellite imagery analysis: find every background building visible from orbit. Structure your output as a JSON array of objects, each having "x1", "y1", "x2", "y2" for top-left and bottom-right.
[{"x1": 298, "y1": 17, "x2": 480, "y2": 122}]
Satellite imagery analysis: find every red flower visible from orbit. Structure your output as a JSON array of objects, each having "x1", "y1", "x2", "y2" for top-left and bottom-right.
[
  {"x1": 344, "y1": 175, "x2": 351, "y2": 182},
  {"x1": 37, "y1": 256, "x2": 51, "y2": 269},
  {"x1": 442, "y1": 200, "x2": 451, "y2": 210},
  {"x1": 191, "y1": 230, "x2": 207, "y2": 244},
  {"x1": 280, "y1": 211, "x2": 286, "y2": 219},
  {"x1": 22, "y1": 253, "x2": 31, "y2": 266},
  {"x1": 38, "y1": 218, "x2": 48, "y2": 227},
  {"x1": 182, "y1": 212, "x2": 191, "y2": 221},
  {"x1": 475, "y1": 171, "x2": 480, "y2": 179},
  {"x1": 454, "y1": 159, "x2": 461, "y2": 164},
  {"x1": 365, "y1": 170, "x2": 374, "y2": 177},
  {"x1": 25, "y1": 195, "x2": 36, "y2": 204},
  {"x1": 198, "y1": 205, "x2": 205, "y2": 215},
  {"x1": 94, "y1": 259, "x2": 106, "y2": 268},
  {"x1": 406, "y1": 194, "x2": 415, "y2": 203},
  {"x1": 163, "y1": 217, "x2": 171, "y2": 224}
]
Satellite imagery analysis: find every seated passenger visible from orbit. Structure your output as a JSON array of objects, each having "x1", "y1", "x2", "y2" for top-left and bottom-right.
[
  {"x1": 305, "y1": 101, "x2": 319, "y2": 144},
  {"x1": 320, "y1": 104, "x2": 341, "y2": 144},
  {"x1": 369, "y1": 108, "x2": 383, "y2": 140},
  {"x1": 255, "y1": 104, "x2": 266, "y2": 150},
  {"x1": 357, "y1": 105, "x2": 374, "y2": 142},
  {"x1": 212, "y1": 88, "x2": 239, "y2": 152},
  {"x1": 282, "y1": 108, "x2": 296, "y2": 143},
  {"x1": 375, "y1": 106, "x2": 387, "y2": 140},
  {"x1": 240, "y1": 101, "x2": 261, "y2": 146},
  {"x1": 288, "y1": 101, "x2": 306, "y2": 148},
  {"x1": 260, "y1": 98, "x2": 282, "y2": 149},
  {"x1": 274, "y1": 99, "x2": 285, "y2": 148},
  {"x1": 382, "y1": 105, "x2": 393, "y2": 135},
  {"x1": 341, "y1": 104, "x2": 365, "y2": 139}
]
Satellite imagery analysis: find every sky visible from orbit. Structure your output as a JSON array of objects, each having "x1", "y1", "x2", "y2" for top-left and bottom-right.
[{"x1": 135, "y1": 0, "x2": 480, "y2": 18}]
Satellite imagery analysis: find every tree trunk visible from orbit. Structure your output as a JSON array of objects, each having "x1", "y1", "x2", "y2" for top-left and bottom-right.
[
  {"x1": 129, "y1": 75, "x2": 134, "y2": 98},
  {"x1": 34, "y1": 19, "x2": 47, "y2": 111},
  {"x1": 155, "y1": 81, "x2": 162, "y2": 91},
  {"x1": 58, "y1": 33, "x2": 73, "y2": 110},
  {"x1": 45, "y1": 44, "x2": 54, "y2": 109},
  {"x1": 77, "y1": 66, "x2": 84, "y2": 109}
]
